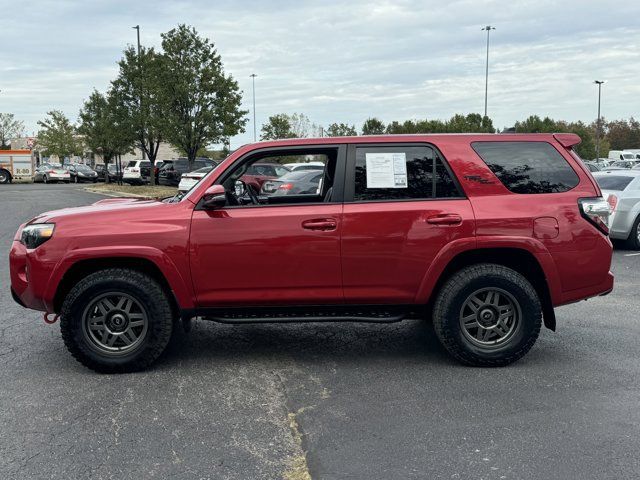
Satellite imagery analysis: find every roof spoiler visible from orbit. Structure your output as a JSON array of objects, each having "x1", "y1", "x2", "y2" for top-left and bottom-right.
[{"x1": 553, "y1": 133, "x2": 581, "y2": 149}]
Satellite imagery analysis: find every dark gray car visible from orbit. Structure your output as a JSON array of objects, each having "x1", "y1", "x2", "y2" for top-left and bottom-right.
[
  {"x1": 593, "y1": 170, "x2": 640, "y2": 249},
  {"x1": 260, "y1": 169, "x2": 324, "y2": 196}
]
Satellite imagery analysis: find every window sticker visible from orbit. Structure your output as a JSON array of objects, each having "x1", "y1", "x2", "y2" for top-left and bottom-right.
[{"x1": 365, "y1": 152, "x2": 408, "y2": 188}]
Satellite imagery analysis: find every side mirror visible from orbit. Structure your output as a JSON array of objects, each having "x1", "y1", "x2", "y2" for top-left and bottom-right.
[{"x1": 201, "y1": 184, "x2": 227, "y2": 210}]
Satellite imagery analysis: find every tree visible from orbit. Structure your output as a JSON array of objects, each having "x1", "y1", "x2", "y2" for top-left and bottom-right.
[
  {"x1": 361, "y1": 117, "x2": 386, "y2": 135},
  {"x1": 111, "y1": 45, "x2": 167, "y2": 184},
  {"x1": 261, "y1": 114, "x2": 295, "y2": 140},
  {"x1": 0, "y1": 113, "x2": 25, "y2": 149},
  {"x1": 606, "y1": 118, "x2": 640, "y2": 150},
  {"x1": 159, "y1": 24, "x2": 247, "y2": 167},
  {"x1": 37, "y1": 110, "x2": 82, "y2": 162},
  {"x1": 326, "y1": 122, "x2": 357, "y2": 137},
  {"x1": 78, "y1": 90, "x2": 136, "y2": 182}
]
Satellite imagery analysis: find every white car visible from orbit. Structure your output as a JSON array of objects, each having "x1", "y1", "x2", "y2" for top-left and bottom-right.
[
  {"x1": 284, "y1": 161, "x2": 325, "y2": 172},
  {"x1": 123, "y1": 160, "x2": 152, "y2": 185},
  {"x1": 178, "y1": 166, "x2": 214, "y2": 192}
]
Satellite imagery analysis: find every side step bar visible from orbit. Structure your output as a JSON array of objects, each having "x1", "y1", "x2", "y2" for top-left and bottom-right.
[{"x1": 196, "y1": 305, "x2": 413, "y2": 324}]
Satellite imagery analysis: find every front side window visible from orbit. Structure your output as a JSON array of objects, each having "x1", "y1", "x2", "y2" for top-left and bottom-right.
[
  {"x1": 219, "y1": 151, "x2": 336, "y2": 206},
  {"x1": 472, "y1": 141, "x2": 580, "y2": 194},
  {"x1": 353, "y1": 146, "x2": 461, "y2": 201}
]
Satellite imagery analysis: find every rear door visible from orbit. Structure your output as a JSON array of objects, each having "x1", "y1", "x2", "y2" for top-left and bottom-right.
[{"x1": 341, "y1": 143, "x2": 475, "y2": 304}]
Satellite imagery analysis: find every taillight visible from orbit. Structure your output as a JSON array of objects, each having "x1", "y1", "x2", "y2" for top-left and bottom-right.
[
  {"x1": 278, "y1": 183, "x2": 294, "y2": 191},
  {"x1": 578, "y1": 197, "x2": 610, "y2": 235},
  {"x1": 607, "y1": 194, "x2": 618, "y2": 213}
]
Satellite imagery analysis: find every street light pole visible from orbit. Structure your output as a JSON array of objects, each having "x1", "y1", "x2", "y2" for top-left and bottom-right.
[
  {"x1": 481, "y1": 25, "x2": 495, "y2": 119},
  {"x1": 132, "y1": 25, "x2": 148, "y2": 168},
  {"x1": 250, "y1": 74, "x2": 257, "y2": 142},
  {"x1": 594, "y1": 80, "x2": 606, "y2": 161}
]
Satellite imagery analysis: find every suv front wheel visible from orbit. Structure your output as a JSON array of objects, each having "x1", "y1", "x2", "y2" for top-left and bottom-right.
[
  {"x1": 60, "y1": 268, "x2": 174, "y2": 373},
  {"x1": 433, "y1": 264, "x2": 542, "y2": 367}
]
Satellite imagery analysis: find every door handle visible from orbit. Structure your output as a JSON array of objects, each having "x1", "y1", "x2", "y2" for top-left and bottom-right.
[
  {"x1": 426, "y1": 214, "x2": 463, "y2": 226},
  {"x1": 302, "y1": 218, "x2": 337, "y2": 231}
]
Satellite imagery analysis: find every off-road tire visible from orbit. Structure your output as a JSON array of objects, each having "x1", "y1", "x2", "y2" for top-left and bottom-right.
[
  {"x1": 625, "y1": 215, "x2": 640, "y2": 250},
  {"x1": 433, "y1": 263, "x2": 542, "y2": 367},
  {"x1": 60, "y1": 268, "x2": 174, "y2": 373}
]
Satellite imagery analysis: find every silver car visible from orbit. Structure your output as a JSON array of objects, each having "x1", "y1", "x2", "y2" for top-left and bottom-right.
[{"x1": 593, "y1": 170, "x2": 640, "y2": 249}]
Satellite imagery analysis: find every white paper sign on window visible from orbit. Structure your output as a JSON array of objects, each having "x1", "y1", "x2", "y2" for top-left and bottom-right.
[{"x1": 365, "y1": 152, "x2": 408, "y2": 188}]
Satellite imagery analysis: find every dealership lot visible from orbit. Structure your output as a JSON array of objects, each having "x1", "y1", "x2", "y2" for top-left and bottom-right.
[{"x1": 0, "y1": 183, "x2": 639, "y2": 479}]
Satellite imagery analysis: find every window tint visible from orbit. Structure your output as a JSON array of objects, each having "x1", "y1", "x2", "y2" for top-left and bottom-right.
[
  {"x1": 594, "y1": 176, "x2": 634, "y2": 191},
  {"x1": 353, "y1": 146, "x2": 461, "y2": 201},
  {"x1": 472, "y1": 142, "x2": 579, "y2": 194}
]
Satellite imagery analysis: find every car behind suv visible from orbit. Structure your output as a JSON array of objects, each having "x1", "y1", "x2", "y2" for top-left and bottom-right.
[
  {"x1": 158, "y1": 158, "x2": 216, "y2": 186},
  {"x1": 10, "y1": 134, "x2": 614, "y2": 373}
]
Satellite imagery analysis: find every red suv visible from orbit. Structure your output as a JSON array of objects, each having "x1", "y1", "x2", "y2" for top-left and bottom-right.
[{"x1": 9, "y1": 134, "x2": 614, "y2": 372}]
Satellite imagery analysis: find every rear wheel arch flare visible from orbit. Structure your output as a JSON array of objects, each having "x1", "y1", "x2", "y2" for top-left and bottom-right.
[{"x1": 429, "y1": 248, "x2": 555, "y2": 331}]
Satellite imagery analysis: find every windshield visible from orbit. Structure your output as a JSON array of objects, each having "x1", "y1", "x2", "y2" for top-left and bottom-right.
[
  {"x1": 595, "y1": 176, "x2": 634, "y2": 191},
  {"x1": 76, "y1": 164, "x2": 93, "y2": 172}
]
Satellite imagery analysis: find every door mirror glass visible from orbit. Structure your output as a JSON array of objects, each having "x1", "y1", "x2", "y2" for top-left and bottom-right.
[{"x1": 201, "y1": 184, "x2": 227, "y2": 210}]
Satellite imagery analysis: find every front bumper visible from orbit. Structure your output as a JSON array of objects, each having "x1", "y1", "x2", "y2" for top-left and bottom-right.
[{"x1": 9, "y1": 240, "x2": 51, "y2": 312}]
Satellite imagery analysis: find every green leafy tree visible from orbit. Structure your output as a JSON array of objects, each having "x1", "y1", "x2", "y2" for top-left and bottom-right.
[
  {"x1": 326, "y1": 122, "x2": 357, "y2": 137},
  {"x1": 78, "y1": 90, "x2": 136, "y2": 182},
  {"x1": 361, "y1": 117, "x2": 386, "y2": 135},
  {"x1": 514, "y1": 115, "x2": 558, "y2": 133},
  {"x1": 606, "y1": 118, "x2": 640, "y2": 150},
  {"x1": 260, "y1": 114, "x2": 295, "y2": 140},
  {"x1": 37, "y1": 110, "x2": 82, "y2": 162},
  {"x1": 111, "y1": 45, "x2": 167, "y2": 184},
  {"x1": 0, "y1": 113, "x2": 25, "y2": 149},
  {"x1": 159, "y1": 24, "x2": 247, "y2": 167}
]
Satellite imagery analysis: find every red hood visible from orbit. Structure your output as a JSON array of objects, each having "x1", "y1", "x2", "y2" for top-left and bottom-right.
[{"x1": 30, "y1": 198, "x2": 161, "y2": 224}]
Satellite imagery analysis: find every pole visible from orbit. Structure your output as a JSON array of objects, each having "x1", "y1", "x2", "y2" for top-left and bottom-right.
[
  {"x1": 482, "y1": 26, "x2": 495, "y2": 118},
  {"x1": 250, "y1": 74, "x2": 257, "y2": 142},
  {"x1": 594, "y1": 80, "x2": 606, "y2": 161}
]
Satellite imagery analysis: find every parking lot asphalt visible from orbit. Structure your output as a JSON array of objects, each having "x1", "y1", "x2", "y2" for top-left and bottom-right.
[{"x1": 0, "y1": 183, "x2": 638, "y2": 480}]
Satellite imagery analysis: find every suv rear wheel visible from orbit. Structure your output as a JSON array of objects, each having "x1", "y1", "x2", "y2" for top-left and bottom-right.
[
  {"x1": 60, "y1": 268, "x2": 174, "y2": 373},
  {"x1": 433, "y1": 264, "x2": 542, "y2": 367}
]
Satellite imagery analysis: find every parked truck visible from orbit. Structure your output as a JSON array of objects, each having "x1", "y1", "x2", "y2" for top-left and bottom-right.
[{"x1": 0, "y1": 150, "x2": 34, "y2": 183}]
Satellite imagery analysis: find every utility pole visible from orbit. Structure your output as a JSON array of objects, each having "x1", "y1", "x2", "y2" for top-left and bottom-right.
[
  {"x1": 481, "y1": 26, "x2": 495, "y2": 118},
  {"x1": 594, "y1": 80, "x2": 606, "y2": 161},
  {"x1": 132, "y1": 25, "x2": 148, "y2": 169},
  {"x1": 250, "y1": 74, "x2": 257, "y2": 142}
]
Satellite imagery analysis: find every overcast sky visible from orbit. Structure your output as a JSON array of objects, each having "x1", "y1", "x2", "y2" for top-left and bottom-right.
[{"x1": 1, "y1": 0, "x2": 639, "y2": 148}]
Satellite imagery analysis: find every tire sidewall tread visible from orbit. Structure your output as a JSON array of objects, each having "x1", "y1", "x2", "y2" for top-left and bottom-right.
[
  {"x1": 433, "y1": 263, "x2": 542, "y2": 367},
  {"x1": 60, "y1": 268, "x2": 174, "y2": 373}
]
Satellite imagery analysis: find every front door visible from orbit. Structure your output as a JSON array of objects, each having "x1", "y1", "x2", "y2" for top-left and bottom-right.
[
  {"x1": 189, "y1": 145, "x2": 346, "y2": 307},
  {"x1": 341, "y1": 143, "x2": 475, "y2": 304}
]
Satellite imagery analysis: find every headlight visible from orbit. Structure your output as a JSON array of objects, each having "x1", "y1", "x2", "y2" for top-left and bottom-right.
[{"x1": 21, "y1": 224, "x2": 55, "y2": 249}]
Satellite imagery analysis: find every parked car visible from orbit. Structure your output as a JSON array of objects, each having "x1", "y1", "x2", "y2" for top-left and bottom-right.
[
  {"x1": 64, "y1": 164, "x2": 98, "y2": 183},
  {"x1": 583, "y1": 162, "x2": 601, "y2": 173},
  {"x1": 33, "y1": 164, "x2": 71, "y2": 183},
  {"x1": 123, "y1": 160, "x2": 152, "y2": 185},
  {"x1": 178, "y1": 166, "x2": 215, "y2": 192},
  {"x1": 609, "y1": 160, "x2": 640, "y2": 170},
  {"x1": 608, "y1": 150, "x2": 637, "y2": 161},
  {"x1": 241, "y1": 162, "x2": 291, "y2": 192},
  {"x1": 10, "y1": 133, "x2": 614, "y2": 373},
  {"x1": 260, "y1": 169, "x2": 324, "y2": 196},
  {"x1": 158, "y1": 158, "x2": 216, "y2": 186},
  {"x1": 283, "y1": 161, "x2": 326, "y2": 172},
  {"x1": 95, "y1": 163, "x2": 123, "y2": 183},
  {"x1": 592, "y1": 170, "x2": 640, "y2": 249}
]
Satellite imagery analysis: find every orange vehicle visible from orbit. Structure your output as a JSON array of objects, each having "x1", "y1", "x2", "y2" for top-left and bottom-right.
[{"x1": 0, "y1": 150, "x2": 34, "y2": 183}]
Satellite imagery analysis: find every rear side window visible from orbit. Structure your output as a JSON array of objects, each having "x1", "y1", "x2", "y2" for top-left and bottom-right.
[
  {"x1": 472, "y1": 142, "x2": 579, "y2": 194},
  {"x1": 353, "y1": 146, "x2": 461, "y2": 201},
  {"x1": 595, "y1": 176, "x2": 634, "y2": 191}
]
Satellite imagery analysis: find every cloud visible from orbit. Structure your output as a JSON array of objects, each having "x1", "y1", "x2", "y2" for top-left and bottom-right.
[{"x1": 1, "y1": 0, "x2": 638, "y2": 145}]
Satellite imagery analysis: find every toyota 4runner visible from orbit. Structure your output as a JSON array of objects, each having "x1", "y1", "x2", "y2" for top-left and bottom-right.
[{"x1": 9, "y1": 134, "x2": 614, "y2": 372}]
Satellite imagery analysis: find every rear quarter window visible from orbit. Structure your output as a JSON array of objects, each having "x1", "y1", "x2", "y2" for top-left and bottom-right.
[
  {"x1": 471, "y1": 141, "x2": 580, "y2": 194},
  {"x1": 594, "y1": 176, "x2": 634, "y2": 191}
]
